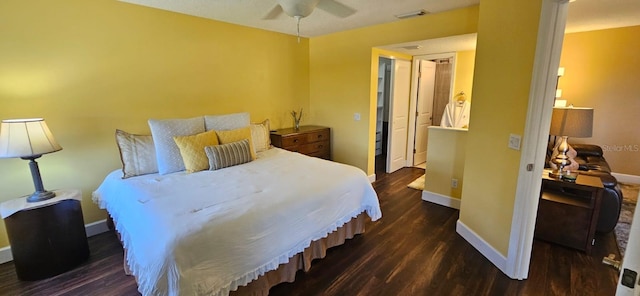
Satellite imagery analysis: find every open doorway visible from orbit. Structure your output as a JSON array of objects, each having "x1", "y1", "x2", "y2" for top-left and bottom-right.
[
  {"x1": 373, "y1": 34, "x2": 477, "y2": 178},
  {"x1": 410, "y1": 54, "x2": 455, "y2": 168},
  {"x1": 374, "y1": 56, "x2": 412, "y2": 176},
  {"x1": 375, "y1": 57, "x2": 392, "y2": 176}
]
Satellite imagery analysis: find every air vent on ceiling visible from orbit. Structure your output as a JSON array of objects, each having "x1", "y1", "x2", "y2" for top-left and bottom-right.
[
  {"x1": 399, "y1": 45, "x2": 422, "y2": 50},
  {"x1": 395, "y1": 10, "x2": 428, "y2": 19}
]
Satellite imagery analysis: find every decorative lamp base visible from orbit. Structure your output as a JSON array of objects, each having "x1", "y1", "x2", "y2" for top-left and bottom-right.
[
  {"x1": 548, "y1": 169, "x2": 564, "y2": 179},
  {"x1": 27, "y1": 190, "x2": 57, "y2": 203}
]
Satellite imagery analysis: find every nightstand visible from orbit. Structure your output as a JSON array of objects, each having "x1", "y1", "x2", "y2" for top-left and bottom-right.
[
  {"x1": 534, "y1": 170, "x2": 604, "y2": 254},
  {"x1": 270, "y1": 125, "x2": 331, "y2": 160},
  {"x1": 0, "y1": 189, "x2": 90, "y2": 281}
]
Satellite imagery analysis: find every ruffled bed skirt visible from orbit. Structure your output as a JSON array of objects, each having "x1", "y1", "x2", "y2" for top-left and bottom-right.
[{"x1": 111, "y1": 213, "x2": 366, "y2": 295}]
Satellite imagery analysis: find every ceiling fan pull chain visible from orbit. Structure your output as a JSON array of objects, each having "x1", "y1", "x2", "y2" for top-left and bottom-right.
[{"x1": 295, "y1": 16, "x2": 301, "y2": 43}]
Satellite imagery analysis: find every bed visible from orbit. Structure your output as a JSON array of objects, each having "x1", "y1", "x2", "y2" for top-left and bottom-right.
[{"x1": 92, "y1": 114, "x2": 381, "y2": 296}]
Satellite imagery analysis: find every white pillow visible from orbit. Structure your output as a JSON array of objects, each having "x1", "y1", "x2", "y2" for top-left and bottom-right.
[
  {"x1": 250, "y1": 119, "x2": 271, "y2": 153},
  {"x1": 204, "y1": 112, "x2": 250, "y2": 131},
  {"x1": 148, "y1": 116, "x2": 205, "y2": 174},
  {"x1": 115, "y1": 129, "x2": 158, "y2": 179}
]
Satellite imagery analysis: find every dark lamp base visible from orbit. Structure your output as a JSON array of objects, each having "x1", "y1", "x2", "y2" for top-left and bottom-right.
[{"x1": 27, "y1": 190, "x2": 57, "y2": 203}]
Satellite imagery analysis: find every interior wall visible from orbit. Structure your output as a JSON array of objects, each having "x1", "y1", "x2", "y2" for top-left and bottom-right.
[
  {"x1": 459, "y1": 0, "x2": 544, "y2": 256},
  {"x1": 309, "y1": 6, "x2": 480, "y2": 176},
  {"x1": 424, "y1": 127, "x2": 467, "y2": 198},
  {"x1": 558, "y1": 25, "x2": 640, "y2": 176},
  {"x1": 0, "y1": 0, "x2": 309, "y2": 248},
  {"x1": 452, "y1": 50, "x2": 477, "y2": 102}
]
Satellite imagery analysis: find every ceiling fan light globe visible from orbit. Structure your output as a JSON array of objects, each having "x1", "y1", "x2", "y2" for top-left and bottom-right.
[{"x1": 278, "y1": 0, "x2": 321, "y2": 18}]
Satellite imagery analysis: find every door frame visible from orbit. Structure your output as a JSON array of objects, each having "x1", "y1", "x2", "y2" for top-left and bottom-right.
[
  {"x1": 407, "y1": 53, "x2": 456, "y2": 167},
  {"x1": 505, "y1": 0, "x2": 569, "y2": 279},
  {"x1": 370, "y1": 51, "x2": 413, "y2": 178}
]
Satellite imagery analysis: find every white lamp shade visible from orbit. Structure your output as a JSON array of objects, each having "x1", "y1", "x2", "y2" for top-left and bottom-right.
[
  {"x1": 0, "y1": 118, "x2": 62, "y2": 158},
  {"x1": 549, "y1": 107, "x2": 594, "y2": 138}
]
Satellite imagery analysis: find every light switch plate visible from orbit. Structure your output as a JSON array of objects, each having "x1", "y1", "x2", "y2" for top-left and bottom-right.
[{"x1": 508, "y1": 134, "x2": 522, "y2": 150}]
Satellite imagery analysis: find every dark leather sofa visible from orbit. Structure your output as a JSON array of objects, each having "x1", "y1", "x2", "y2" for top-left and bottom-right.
[{"x1": 571, "y1": 143, "x2": 623, "y2": 233}]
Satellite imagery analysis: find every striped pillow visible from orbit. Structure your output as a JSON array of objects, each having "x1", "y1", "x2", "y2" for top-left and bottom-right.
[{"x1": 205, "y1": 139, "x2": 252, "y2": 170}]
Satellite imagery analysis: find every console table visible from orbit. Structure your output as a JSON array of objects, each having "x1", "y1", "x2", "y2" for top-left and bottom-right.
[{"x1": 535, "y1": 170, "x2": 604, "y2": 254}]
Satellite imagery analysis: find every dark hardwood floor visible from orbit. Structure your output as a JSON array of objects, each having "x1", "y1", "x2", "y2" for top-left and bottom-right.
[{"x1": 0, "y1": 167, "x2": 620, "y2": 295}]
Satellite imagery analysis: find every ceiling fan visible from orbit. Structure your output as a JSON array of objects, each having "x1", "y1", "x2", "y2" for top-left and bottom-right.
[{"x1": 263, "y1": 0, "x2": 356, "y2": 40}]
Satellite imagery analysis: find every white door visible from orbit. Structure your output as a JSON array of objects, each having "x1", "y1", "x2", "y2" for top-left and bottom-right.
[
  {"x1": 413, "y1": 60, "x2": 436, "y2": 165},
  {"x1": 386, "y1": 59, "x2": 412, "y2": 173},
  {"x1": 616, "y1": 193, "x2": 640, "y2": 295}
]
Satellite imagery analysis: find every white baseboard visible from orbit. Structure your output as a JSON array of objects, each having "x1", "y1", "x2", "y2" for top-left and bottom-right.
[
  {"x1": 368, "y1": 174, "x2": 376, "y2": 183},
  {"x1": 0, "y1": 218, "x2": 110, "y2": 265},
  {"x1": 456, "y1": 220, "x2": 509, "y2": 277},
  {"x1": 0, "y1": 246, "x2": 12, "y2": 264},
  {"x1": 612, "y1": 172, "x2": 640, "y2": 185},
  {"x1": 85, "y1": 219, "x2": 110, "y2": 237},
  {"x1": 421, "y1": 190, "x2": 461, "y2": 209}
]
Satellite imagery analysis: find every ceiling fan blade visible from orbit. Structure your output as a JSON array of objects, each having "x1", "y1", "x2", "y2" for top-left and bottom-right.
[
  {"x1": 263, "y1": 4, "x2": 284, "y2": 20},
  {"x1": 316, "y1": 0, "x2": 356, "y2": 18}
]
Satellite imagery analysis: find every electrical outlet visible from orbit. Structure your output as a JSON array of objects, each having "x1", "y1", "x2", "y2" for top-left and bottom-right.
[
  {"x1": 622, "y1": 268, "x2": 637, "y2": 289},
  {"x1": 508, "y1": 134, "x2": 522, "y2": 150},
  {"x1": 451, "y1": 178, "x2": 458, "y2": 189},
  {"x1": 354, "y1": 113, "x2": 361, "y2": 121}
]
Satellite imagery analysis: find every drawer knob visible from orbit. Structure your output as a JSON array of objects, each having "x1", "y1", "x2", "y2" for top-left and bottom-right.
[
  {"x1": 293, "y1": 139, "x2": 298, "y2": 143},
  {"x1": 318, "y1": 135, "x2": 323, "y2": 138}
]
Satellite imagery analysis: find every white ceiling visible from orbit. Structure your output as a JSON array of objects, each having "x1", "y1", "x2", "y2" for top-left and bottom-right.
[{"x1": 119, "y1": 0, "x2": 640, "y2": 38}]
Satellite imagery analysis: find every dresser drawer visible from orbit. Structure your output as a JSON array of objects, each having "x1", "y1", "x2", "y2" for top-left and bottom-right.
[
  {"x1": 305, "y1": 129, "x2": 329, "y2": 143},
  {"x1": 298, "y1": 141, "x2": 330, "y2": 157},
  {"x1": 281, "y1": 134, "x2": 307, "y2": 147}
]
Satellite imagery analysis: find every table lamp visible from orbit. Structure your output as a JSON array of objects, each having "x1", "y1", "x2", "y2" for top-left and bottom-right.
[
  {"x1": 548, "y1": 107, "x2": 593, "y2": 179},
  {"x1": 0, "y1": 118, "x2": 62, "y2": 202}
]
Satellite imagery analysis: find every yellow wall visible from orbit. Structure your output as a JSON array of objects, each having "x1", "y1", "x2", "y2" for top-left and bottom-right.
[
  {"x1": 453, "y1": 50, "x2": 476, "y2": 101},
  {"x1": 309, "y1": 6, "x2": 480, "y2": 176},
  {"x1": 559, "y1": 26, "x2": 640, "y2": 176},
  {"x1": 0, "y1": 0, "x2": 309, "y2": 248},
  {"x1": 459, "y1": 0, "x2": 544, "y2": 256},
  {"x1": 424, "y1": 127, "x2": 468, "y2": 198}
]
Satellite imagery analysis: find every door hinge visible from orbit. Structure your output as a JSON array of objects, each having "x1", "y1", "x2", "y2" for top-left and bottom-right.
[
  {"x1": 413, "y1": 149, "x2": 416, "y2": 153},
  {"x1": 416, "y1": 111, "x2": 419, "y2": 117}
]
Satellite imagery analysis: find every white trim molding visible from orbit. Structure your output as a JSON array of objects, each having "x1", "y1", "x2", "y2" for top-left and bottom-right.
[
  {"x1": 0, "y1": 218, "x2": 110, "y2": 265},
  {"x1": 456, "y1": 220, "x2": 507, "y2": 273},
  {"x1": 612, "y1": 173, "x2": 640, "y2": 185},
  {"x1": 0, "y1": 246, "x2": 12, "y2": 264},
  {"x1": 422, "y1": 190, "x2": 461, "y2": 209},
  {"x1": 85, "y1": 219, "x2": 110, "y2": 237},
  {"x1": 368, "y1": 174, "x2": 376, "y2": 183},
  {"x1": 505, "y1": 0, "x2": 569, "y2": 280}
]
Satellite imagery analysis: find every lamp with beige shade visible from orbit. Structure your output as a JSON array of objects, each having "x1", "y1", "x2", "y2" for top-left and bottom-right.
[{"x1": 548, "y1": 107, "x2": 594, "y2": 180}]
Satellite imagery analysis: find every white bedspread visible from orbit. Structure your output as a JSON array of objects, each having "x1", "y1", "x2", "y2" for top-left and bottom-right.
[{"x1": 92, "y1": 148, "x2": 381, "y2": 296}]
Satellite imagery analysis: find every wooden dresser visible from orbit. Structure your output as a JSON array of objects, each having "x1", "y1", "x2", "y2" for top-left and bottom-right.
[{"x1": 270, "y1": 125, "x2": 330, "y2": 160}]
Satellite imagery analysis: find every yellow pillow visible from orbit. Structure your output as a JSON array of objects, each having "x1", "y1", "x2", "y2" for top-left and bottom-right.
[
  {"x1": 173, "y1": 130, "x2": 219, "y2": 173},
  {"x1": 216, "y1": 127, "x2": 257, "y2": 160}
]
